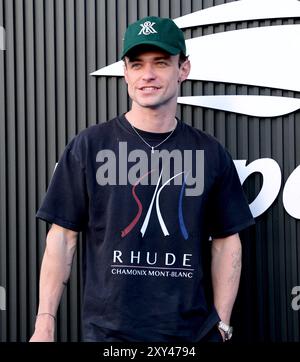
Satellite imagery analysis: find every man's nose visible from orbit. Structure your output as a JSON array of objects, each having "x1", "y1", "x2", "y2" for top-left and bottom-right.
[{"x1": 142, "y1": 64, "x2": 156, "y2": 81}]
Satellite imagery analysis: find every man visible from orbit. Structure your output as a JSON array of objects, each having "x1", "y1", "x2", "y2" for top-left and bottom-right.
[{"x1": 30, "y1": 16, "x2": 254, "y2": 342}]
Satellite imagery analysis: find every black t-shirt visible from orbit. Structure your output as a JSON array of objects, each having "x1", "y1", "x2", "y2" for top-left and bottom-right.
[{"x1": 37, "y1": 114, "x2": 254, "y2": 342}]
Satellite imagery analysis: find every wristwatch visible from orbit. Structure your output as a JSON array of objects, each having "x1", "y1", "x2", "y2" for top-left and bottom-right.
[{"x1": 217, "y1": 321, "x2": 233, "y2": 341}]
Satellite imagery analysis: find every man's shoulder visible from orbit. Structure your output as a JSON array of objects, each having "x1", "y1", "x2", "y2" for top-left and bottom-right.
[
  {"x1": 65, "y1": 117, "x2": 120, "y2": 157},
  {"x1": 181, "y1": 122, "x2": 233, "y2": 168},
  {"x1": 76, "y1": 117, "x2": 119, "y2": 140},
  {"x1": 182, "y1": 121, "x2": 223, "y2": 149}
]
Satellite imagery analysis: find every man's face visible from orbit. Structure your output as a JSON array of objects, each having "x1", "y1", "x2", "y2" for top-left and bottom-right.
[{"x1": 124, "y1": 49, "x2": 190, "y2": 111}]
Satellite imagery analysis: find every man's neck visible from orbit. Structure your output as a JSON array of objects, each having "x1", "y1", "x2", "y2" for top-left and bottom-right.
[{"x1": 125, "y1": 108, "x2": 177, "y2": 133}]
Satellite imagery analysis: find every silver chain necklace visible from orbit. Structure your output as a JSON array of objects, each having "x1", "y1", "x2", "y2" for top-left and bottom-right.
[{"x1": 130, "y1": 120, "x2": 177, "y2": 154}]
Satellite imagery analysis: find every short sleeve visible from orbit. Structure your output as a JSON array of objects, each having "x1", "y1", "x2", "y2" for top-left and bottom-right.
[
  {"x1": 208, "y1": 150, "x2": 255, "y2": 238},
  {"x1": 36, "y1": 140, "x2": 89, "y2": 232}
]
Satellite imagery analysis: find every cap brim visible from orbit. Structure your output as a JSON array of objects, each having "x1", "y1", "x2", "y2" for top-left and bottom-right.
[{"x1": 121, "y1": 40, "x2": 181, "y2": 59}]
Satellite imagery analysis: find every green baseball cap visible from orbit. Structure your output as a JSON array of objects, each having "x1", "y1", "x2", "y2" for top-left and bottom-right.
[{"x1": 121, "y1": 16, "x2": 186, "y2": 59}]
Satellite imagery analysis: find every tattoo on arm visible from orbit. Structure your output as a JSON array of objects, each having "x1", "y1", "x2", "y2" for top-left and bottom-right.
[{"x1": 228, "y1": 249, "x2": 242, "y2": 284}]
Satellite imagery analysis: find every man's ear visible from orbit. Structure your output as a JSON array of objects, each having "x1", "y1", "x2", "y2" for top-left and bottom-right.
[
  {"x1": 179, "y1": 59, "x2": 191, "y2": 83},
  {"x1": 123, "y1": 61, "x2": 128, "y2": 84}
]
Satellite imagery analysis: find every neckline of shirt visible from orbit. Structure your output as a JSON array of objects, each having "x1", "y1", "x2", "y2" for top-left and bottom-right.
[{"x1": 117, "y1": 113, "x2": 183, "y2": 141}]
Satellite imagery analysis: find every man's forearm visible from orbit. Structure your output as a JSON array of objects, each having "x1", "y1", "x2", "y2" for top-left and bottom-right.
[
  {"x1": 30, "y1": 224, "x2": 78, "y2": 341},
  {"x1": 38, "y1": 226, "x2": 77, "y2": 314},
  {"x1": 211, "y1": 233, "x2": 242, "y2": 324}
]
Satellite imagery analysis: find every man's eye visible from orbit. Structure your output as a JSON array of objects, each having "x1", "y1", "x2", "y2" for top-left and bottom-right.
[
  {"x1": 131, "y1": 63, "x2": 141, "y2": 69},
  {"x1": 156, "y1": 61, "x2": 167, "y2": 67}
]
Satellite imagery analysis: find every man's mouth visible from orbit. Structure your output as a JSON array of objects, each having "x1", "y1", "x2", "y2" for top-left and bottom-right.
[{"x1": 139, "y1": 86, "x2": 161, "y2": 93}]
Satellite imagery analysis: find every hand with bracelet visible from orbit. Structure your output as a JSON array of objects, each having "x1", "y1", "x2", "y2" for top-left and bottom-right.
[{"x1": 29, "y1": 313, "x2": 56, "y2": 342}]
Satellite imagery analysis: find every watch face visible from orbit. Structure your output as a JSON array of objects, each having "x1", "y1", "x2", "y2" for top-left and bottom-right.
[
  {"x1": 225, "y1": 327, "x2": 233, "y2": 340},
  {"x1": 218, "y1": 321, "x2": 233, "y2": 340}
]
